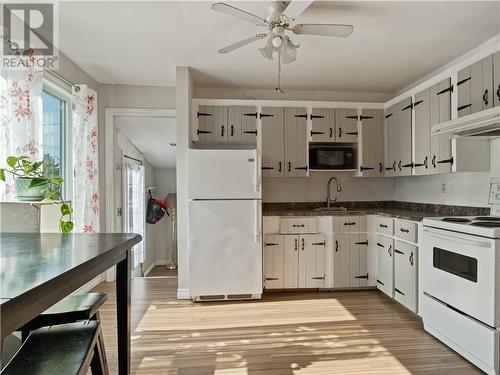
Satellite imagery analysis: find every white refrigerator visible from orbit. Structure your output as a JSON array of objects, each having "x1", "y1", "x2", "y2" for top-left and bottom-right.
[{"x1": 188, "y1": 149, "x2": 262, "y2": 300}]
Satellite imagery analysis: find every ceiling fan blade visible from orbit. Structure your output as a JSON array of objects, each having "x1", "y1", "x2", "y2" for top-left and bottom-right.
[
  {"x1": 211, "y1": 2, "x2": 266, "y2": 24},
  {"x1": 292, "y1": 23, "x2": 353, "y2": 37},
  {"x1": 218, "y1": 34, "x2": 268, "y2": 54},
  {"x1": 282, "y1": 0, "x2": 313, "y2": 21}
]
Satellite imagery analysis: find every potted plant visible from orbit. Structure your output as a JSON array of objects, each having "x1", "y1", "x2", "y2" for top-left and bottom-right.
[{"x1": 0, "y1": 155, "x2": 74, "y2": 233}]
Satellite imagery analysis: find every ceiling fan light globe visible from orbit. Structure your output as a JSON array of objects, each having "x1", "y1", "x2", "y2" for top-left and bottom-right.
[{"x1": 272, "y1": 36, "x2": 282, "y2": 48}]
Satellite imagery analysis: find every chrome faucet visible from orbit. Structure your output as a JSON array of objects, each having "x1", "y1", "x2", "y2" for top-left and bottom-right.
[{"x1": 326, "y1": 176, "x2": 342, "y2": 208}]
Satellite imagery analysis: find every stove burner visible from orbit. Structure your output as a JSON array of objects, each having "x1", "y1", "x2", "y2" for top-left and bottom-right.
[
  {"x1": 475, "y1": 216, "x2": 500, "y2": 221},
  {"x1": 441, "y1": 217, "x2": 471, "y2": 223},
  {"x1": 470, "y1": 221, "x2": 500, "y2": 228}
]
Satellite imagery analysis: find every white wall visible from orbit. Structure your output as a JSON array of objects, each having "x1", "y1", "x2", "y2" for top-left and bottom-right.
[
  {"x1": 394, "y1": 139, "x2": 500, "y2": 207},
  {"x1": 263, "y1": 175, "x2": 394, "y2": 203}
]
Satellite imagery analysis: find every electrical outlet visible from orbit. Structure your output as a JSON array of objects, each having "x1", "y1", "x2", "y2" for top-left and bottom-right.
[{"x1": 441, "y1": 183, "x2": 446, "y2": 193}]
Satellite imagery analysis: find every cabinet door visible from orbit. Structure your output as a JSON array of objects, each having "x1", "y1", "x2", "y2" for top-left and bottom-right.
[
  {"x1": 213, "y1": 106, "x2": 228, "y2": 142},
  {"x1": 385, "y1": 106, "x2": 397, "y2": 176},
  {"x1": 413, "y1": 88, "x2": 431, "y2": 175},
  {"x1": 335, "y1": 109, "x2": 358, "y2": 143},
  {"x1": 227, "y1": 106, "x2": 242, "y2": 142},
  {"x1": 283, "y1": 235, "x2": 299, "y2": 288},
  {"x1": 334, "y1": 233, "x2": 351, "y2": 288},
  {"x1": 359, "y1": 109, "x2": 383, "y2": 176},
  {"x1": 494, "y1": 51, "x2": 500, "y2": 108},
  {"x1": 261, "y1": 107, "x2": 285, "y2": 177},
  {"x1": 457, "y1": 66, "x2": 472, "y2": 117},
  {"x1": 349, "y1": 234, "x2": 369, "y2": 287},
  {"x1": 398, "y1": 98, "x2": 413, "y2": 176},
  {"x1": 311, "y1": 108, "x2": 335, "y2": 142},
  {"x1": 284, "y1": 107, "x2": 308, "y2": 177},
  {"x1": 241, "y1": 106, "x2": 258, "y2": 144},
  {"x1": 430, "y1": 78, "x2": 453, "y2": 174},
  {"x1": 196, "y1": 105, "x2": 214, "y2": 142},
  {"x1": 301, "y1": 234, "x2": 326, "y2": 288},
  {"x1": 461, "y1": 56, "x2": 494, "y2": 116},
  {"x1": 481, "y1": 55, "x2": 493, "y2": 112},
  {"x1": 394, "y1": 241, "x2": 417, "y2": 312},
  {"x1": 376, "y1": 234, "x2": 393, "y2": 297},
  {"x1": 263, "y1": 235, "x2": 284, "y2": 289}
]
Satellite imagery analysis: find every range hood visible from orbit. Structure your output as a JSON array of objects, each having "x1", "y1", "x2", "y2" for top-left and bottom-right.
[{"x1": 432, "y1": 106, "x2": 500, "y2": 137}]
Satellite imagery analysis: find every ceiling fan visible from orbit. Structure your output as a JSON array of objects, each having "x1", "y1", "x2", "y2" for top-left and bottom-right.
[{"x1": 211, "y1": 1, "x2": 353, "y2": 92}]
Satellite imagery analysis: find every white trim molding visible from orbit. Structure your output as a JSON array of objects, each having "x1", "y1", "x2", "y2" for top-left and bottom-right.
[{"x1": 177, "y1": 288, "x2": 190, "y2": 300}]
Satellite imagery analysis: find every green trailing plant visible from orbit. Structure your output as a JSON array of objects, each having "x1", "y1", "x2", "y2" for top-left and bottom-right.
[{"x1": 0, "y1": 155, "x2": 74, "y2": 233}]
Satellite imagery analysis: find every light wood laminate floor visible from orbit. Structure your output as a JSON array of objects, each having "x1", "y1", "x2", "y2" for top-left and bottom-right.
[{"x1": 93, "y1": 272, "x2": 482, "y2": 375}]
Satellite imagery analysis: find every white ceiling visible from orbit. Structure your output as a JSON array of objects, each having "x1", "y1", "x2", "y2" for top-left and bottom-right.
[
  {"x1": 59, "y1": 1, "x2": 500, "y2": 94},
  {"x1": 115, "y1": 116, "x2": 176, "y2": 168}
]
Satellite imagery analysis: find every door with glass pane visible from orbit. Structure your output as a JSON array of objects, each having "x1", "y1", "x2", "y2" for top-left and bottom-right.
[{"x1": 122, "y1": 156, "x2": 145, "y2": 277}]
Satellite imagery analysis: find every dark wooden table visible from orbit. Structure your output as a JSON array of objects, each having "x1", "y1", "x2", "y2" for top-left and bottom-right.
[{"x1": 0, "y1": 232, "x2": 141, "y2": 375}]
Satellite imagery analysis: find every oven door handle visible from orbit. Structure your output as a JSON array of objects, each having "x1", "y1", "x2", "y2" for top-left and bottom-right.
[{"x1": 423, "y1": 228, "x2": 492, "y2": 248}]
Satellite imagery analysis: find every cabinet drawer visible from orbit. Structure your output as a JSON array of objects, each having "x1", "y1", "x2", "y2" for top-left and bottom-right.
[
  {"x1": 263, "y1": 216, "x2": 280, "y2": 234},
  {"x1": 338, "y1": 216, "x2": 361, "y2": 232},
  {"x1": 421, "y1": 293, "x2": 498, "y2": 370},
  {"x1": 376, "y1": 216, "x2": 394, "y2": 236},
  {"x1": 280, "y1": 217, "x2": 317, "y2": 234},
  {"x1": 394, "y1": 220, "x2": 417, "y2": 243}
]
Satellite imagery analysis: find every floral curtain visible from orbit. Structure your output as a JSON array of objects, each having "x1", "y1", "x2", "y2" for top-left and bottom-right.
[
  {"x1": 72, "y1": 85, "x2": 99, "y2": 233},
  {"x1": 0, "y1": 61, "x2": 43, "y2": 199}
]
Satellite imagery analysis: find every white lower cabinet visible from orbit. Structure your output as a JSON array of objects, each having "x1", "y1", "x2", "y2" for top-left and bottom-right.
[
  {"x1": 263, "y1": 233, "x2": 325, "y2": 289},
  {"x1": 376, "y1": 234, "x2": 394, "y2": 297},
  {"x1": 394, "y1": 240, "x2": 417, "y2": 312}
]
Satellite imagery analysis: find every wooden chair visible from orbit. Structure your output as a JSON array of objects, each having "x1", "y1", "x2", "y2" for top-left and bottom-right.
[
  {"x1": 1, "y1": 321, "x2": 106, "y2": 375},
  {"x1": 18, "y1": 292, "x2": 109, "y2": 373}
]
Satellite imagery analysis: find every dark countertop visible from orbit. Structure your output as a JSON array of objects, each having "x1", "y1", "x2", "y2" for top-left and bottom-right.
[{"x1": 263, "y1": 201, "x2": 489, "y2": 222}]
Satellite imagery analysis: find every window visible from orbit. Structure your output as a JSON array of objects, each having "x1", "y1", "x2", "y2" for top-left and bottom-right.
[{"x1": 41, "y1": 81, "x2": 72, "y2": 199}]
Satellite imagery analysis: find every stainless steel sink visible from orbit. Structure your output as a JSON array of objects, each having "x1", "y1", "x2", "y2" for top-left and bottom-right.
[{"x1": 314, "y1": 206, "x2": 348, "y2": 212}]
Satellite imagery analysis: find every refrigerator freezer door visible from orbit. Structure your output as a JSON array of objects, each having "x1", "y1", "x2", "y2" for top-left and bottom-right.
[
  {"x1": 188, "y1": 149, "x2": 261, "y2": 200},
  {"x1": 189, "y1": 199, "x2": 262, "y2": 297}
]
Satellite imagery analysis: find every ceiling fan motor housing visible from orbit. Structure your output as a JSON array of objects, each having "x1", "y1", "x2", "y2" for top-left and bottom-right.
[{"x1": 266, "y1": 1, "x2": 289, "y2": 23}]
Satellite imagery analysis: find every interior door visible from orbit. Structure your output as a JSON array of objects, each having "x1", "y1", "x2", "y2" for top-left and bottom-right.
[
  {"x1": 376, "y1": 234, "x2": 393, "y2": 297},
  {"x1": 196, "y1": 105, "x2": 214, "y2": 142},
  {"x1": 335, "y1": 109, "x2": 358, "y2": 143},
  {"x1": 311, "y1": 108, "x2": 335, "y2": 142},
  {"x1": 122, "y1": 156, "x2": 145, "y2": 277},
  {"x1": 261, "y1": 107, "x2": 284, "y2": 177},
  {"x1": 284, "y1": 107, "x2": 308, "y2": 177},
  {"x1": 263, "y1": 235, "x2": 284, "y2": 289}
]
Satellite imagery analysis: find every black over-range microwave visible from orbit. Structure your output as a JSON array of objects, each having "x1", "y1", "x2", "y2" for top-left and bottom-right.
[{"x1": 309, "y1": 146, "x2": 354, "y2": 170}]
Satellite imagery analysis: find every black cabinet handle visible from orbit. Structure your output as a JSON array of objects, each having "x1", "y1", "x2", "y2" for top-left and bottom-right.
[
  {"x1": 265, "y1": 277, "x2": 279, "y2": 281},
  {"x1": 355, "y1": 274, "x2": 369, "y2": 279},
  {"x1": 278, "y1": 162, "x2": 282, "y2": 172},
  {"x1": 264, "y1": 243, "x2": 278, "y2": 246},
  {"x1": 338, "y1": 127, "x2": 342, "y2": 138},
  {"x1": 346, "y1": 131, "x2": 358, "y2": 136},
  {"x1": 262, "y1": 167, "x2": 274, "y2": 170},
  {"x1": 379, "y1": 163, "x2": 383, "y2": 173},
  {"x1": 311, "y1": 131, "x2": 324, "y2": 136},
  {"x1": 288, "y1": 162, "x2": 291, "y2": 172},
  {"x1": 398, "y1": 160, "x2": 402, "y2": 171},
  {"x1": 393, "y1": 161, "x2": 397, "y2": 171},
  {"x1": 360, "y1": 166, "x2": 375, "y2": 171},
  {"x1": 230, "y1": 125, "x2": 234, "y2": 137},
  {"x1": 424, "y1": 156, "x2": 428, "y2": 169},
  {"x1": 377, "y1": 279, "x2": 385, "y2": 286},
  {"x1": 483, "y1": 89, "x2": 489, "y2": 106},
  {"x1": 221, "y1": 125, "x2": 224, "y2": 137},
  {"x1": 379, "y1": 224, "x2": 388, "y2": 228},
  {"x1": 312, "y1": 241, "x2": 326, "y2": 246},
  {"x1": 301, "y1": 237, "x2": 305, "y2": 251},
  {"x1": 388, "y1": 245, "x2": 392, "y2": 257},
  {"x1": 311, "y1": 276, "x2": 326, "y2": 280},
  {"x1": 197, "y1": 112, "x2": 212, "y2": 117},
  {"x1": 377, "y1": 242, "x2": 384, "y2": 247},
  {"x1": 432, "y1": 155, "x2": 437, "y2": 168},
  {"x1": 243, "y1": 130, "x2": 257, "y2": 135},
  {"x1": 335, "y1": 240, "x2": 338, "y2": 252},
  {"x1": 458, "y1": 104, "x2": 472, "y2": 111},
  {"x1": 395, "y1": 288, "x2": 405, "y2": 296},
  {"x1": 354, "y1": 241, "x2": 368, "y2": 245},
  {"x1": 294, "y1": 238, "x2": 298, "y2": 251},
  {"x1": 344, "y1": 222, "x2": 356, "y2": 226},
  {"x1": 497, "y1": 84, "x2": 500, "y2": 101},
  {"x1": 295, "y1": 166, "x2": 308, "y2": 171},
  {"x1": 400, "y1": 228, "x2": 410, "y2": 233},
  {"x1": 437, "y1": 157, "x2": 454, "y2": 165},
  {"x1": 292, "y1": 224, "x2": 305, "y2": 228},
  {"x1": 394, "y1": 249, "x2": 404, "y2": 254},
  {"x1": 197, "y1": 129, "x2": 212, "y2": 135},
  {"x1": 329, "y1": 128, "x2": 333, "y2": 138},
  {"x1": 409, "y1": 252, "x2": 414, "y2": 266}
]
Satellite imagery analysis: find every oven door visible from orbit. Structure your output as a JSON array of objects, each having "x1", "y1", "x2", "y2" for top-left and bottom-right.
[{"x1": 421, "y1": 226, "x2": 498, "y2": 326}]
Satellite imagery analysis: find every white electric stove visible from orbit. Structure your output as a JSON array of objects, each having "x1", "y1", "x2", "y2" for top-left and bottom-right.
[{"x1": 421, "y1": 178, "x2": 500, "y2": 375}]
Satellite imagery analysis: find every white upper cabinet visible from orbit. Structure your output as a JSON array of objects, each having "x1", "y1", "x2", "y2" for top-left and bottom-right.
[
  {"x1": 398, "y1": 97, "x2": 413, "y2": 176},
  {"x1": 430, "y1": 78, "x2": 453, "y2": 174},
  {"x1": 413, "y1": 88, "x2": 431, "y2": 175},
  {"x1": 261, "y1": 107, "x2": 285, "y2": 178},
  {"x1": 457, "y1": 55, "x2": 494, "y2": 117},
  {"x1": 359, "y1": 109, "x2": 384, "y2": 177},
  {"x1": 493, "y1": 51, "x2": 500, "y2": 108},
  {"x1": 197, "y1": 105, "x2": 215, "y2": 142},
  {"x1": 284, "y1": 107, "x2": 309, "y2": 177},
  {"x1": 335, "y1": 109, "x2": 359, "y2": 143},
  {"x1": 384, "y1": 105, "x2": 397, "y2": 177},
  {"x1": 311, "y1": 108, "x2": 335, "y2": 142}
]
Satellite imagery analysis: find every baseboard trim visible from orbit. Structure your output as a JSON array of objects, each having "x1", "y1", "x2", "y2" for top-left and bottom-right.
[
  {"x1": 177, "y1": 288, "x2": 190, "y2": 300},
  {"x1": 143, "y1": 260, "x2": 169, "y2": 276}
]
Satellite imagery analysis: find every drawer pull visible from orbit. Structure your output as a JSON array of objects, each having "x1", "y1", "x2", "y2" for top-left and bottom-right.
[
  {"x1": 354, "y1": 241, "x2": 368, "y2": 245},
  {"x1": 344, "y1": 222, "x2": 356, "y2": 226},
  {"x1": 388, "y1": 245, "x2": 392, "y2": 257},
  {"x1": 379, "y1": 224, "x2": 388, "y2": 228},
  {"x1": 294, "y1": 238, "x2": 298, "y2": 251},
  {"x1": 292, "y1": 224, "x2": 305, "y2": 228},
  {"x1": 265, "y1": 277, "x2": 279, "y2": 281},
  {"x1": 301, "y1": 238, "x2": 305, "y2": 251},
  {"x1": 400, "y1": 228, "x2": 410, "y2": 233},
  {"x1": 335, "y1": 240, "x2": 338, "y2": 252},
  {"x1": 311, "y1": 276, "x2": 325, "y2": 280},
  {"x1": 264, "y1": 243, "x2": 278, "y2": 246},
  {"x1": 409, "y1": 252, "x2": 414, "y2": 266},
  {"x1": 395, "y1": 288, "x2": 405, "y2": 296}
]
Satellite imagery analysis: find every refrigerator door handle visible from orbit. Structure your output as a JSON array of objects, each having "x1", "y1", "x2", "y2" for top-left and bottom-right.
[
  {"x1": 255, "y1": 201, "x2": 261, "y2": 243},
  {"x1": 253, "y1": 149, "x2": 260, "y2": 193}
]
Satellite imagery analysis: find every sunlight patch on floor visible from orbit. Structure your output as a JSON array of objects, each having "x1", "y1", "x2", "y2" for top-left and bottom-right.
[{"x1": 291, "y1": 356, "x2": 413, "y2": 374}]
